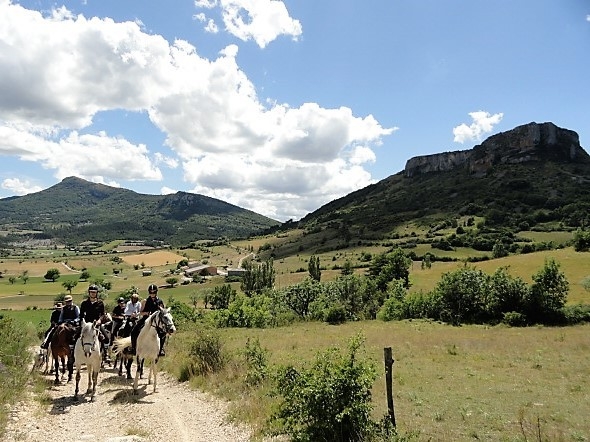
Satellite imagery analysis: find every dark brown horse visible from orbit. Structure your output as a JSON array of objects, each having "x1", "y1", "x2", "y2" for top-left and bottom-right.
[{"x1": 50, "y1": 323, "x2": 76, "y2": 384}]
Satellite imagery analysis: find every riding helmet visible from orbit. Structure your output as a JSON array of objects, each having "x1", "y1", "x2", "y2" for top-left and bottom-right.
[
  {"x1": 88, "y1": 284, "x2": 99, "y2": 292},
  {"x1": 148, "y1": 283, "x2": 158, "y2": 293},
  {"x1": 118, "y1": 297, "x2": 125, "y2": 303}
]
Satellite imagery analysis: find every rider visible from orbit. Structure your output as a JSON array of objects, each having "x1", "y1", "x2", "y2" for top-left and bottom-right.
[
  {"x1": 122, "y1": 292, "x2": 142, "y2": 336},
  {"x1": 58, "y1": 294, "x2": 80, "y2": 324},
  {"x1": 40, "y1": 302, "x2": 63, "y2": 349},
  {"x1": 111, "y1": 296, "x2": 126, "y2": 339},
  {"x1": 79, "y1": 284, "x2": 108, "y2": 344},
  {"x1": 130, "y1": 284, "x2": 166, "y2": 356}
]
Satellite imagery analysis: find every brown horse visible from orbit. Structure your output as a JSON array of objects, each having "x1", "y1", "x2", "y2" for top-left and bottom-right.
[{"x1": 50, "y1": 323, "x2": 76, "y2": 384}]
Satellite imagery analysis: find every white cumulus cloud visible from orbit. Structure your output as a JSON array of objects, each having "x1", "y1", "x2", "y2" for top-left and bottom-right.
[
  {"x1": 194, "y1": 0, "x2": 302, "y2": 48},
  {"x1": 0, "y1": 1, "x2": 394, "y2": 221},
  {"x1": 1, "y1": 177, "x2": 43, "y2": 195},
  {"x1": 453, "y1": 111, "x2": 504, "y2": 144}
]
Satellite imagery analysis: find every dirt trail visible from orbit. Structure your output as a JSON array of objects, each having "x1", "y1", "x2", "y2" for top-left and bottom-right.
[{"x1": 4, "y1": 361, "x2": 253, "y2": 442}]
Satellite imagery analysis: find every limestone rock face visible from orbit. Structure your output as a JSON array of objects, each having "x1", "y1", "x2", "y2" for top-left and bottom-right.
[{"x1": 404, "y1": 122, "x2": 587, "y2": 177}]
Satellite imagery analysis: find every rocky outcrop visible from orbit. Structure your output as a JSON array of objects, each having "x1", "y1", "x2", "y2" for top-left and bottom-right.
[{"x1": 404, "y1": 122, "x2": 587, "y2": 177}]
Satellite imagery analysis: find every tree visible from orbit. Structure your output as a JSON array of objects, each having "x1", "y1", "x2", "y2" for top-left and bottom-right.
[
  {"x1": 573, "y1": 229, "x2": 590, "y2": 252},
  {"x1": 308, "y1": 255, "x2": 321, "y2": 282},
  {"x1": 369, "y1": 248, "x2": 411, "y2": 291},
  {"x1": 341, "y1": 260, "x2": 354, "y2": 276},
  {"x1": 79, "y1": 270, "x2": 91, "y2": 281},
  {"x1": 241, "y1": 259, "x2": 275, "y2": 296},
  {"x1": 44, "y1": 268, "x2": 61, "y2": 282},
  {"x1": 165, "y1": 277, "x2": 178, "y2": 288},
  {"x1": 8, "y1": 276, "x2": 16, "y2": 285},
  {"x1": 283, "y1": 278, "x2": 322, "y2": 318},
  {"x1": 526, "y1": 258, "x2": 569, "y2": 323},
  {"x1": 492, "y1": 241, "x2": 508, "y2": 258},
  {"x1": 20, "y1": 270, "x2": 29, "y2": 284},
  {"x1": 62, "y1": 280, "x2": 78, "y2": 294},
  {"x1": 207, "y1": 284, "x2": 236, "y2": 310}
]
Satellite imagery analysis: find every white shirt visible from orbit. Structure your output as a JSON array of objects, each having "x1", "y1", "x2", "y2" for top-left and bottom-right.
[{"x1": 124, "y1": 300, "x2": 142, "y2": 316}]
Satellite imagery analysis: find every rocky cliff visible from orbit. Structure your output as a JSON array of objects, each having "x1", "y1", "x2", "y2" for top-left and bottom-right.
[{"x1": 404, "y1": 122, "x2": 588, "y2": 177}]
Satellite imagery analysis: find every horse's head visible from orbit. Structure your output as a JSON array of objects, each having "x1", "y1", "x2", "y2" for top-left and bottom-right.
[
  {"x1": 156, "y1": 308, "x2": 176, "y2": 335},
  {"x1": 79, "y1": 319, "x2": 100, "y2": 357}
]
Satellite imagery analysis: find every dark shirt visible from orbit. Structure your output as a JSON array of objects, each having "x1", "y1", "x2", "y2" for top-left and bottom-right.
[
  {"x1": 50, "y1": 309, "x2": 61, "y2": 324},
  {"x1": 112, "y1": 304, "x2": 125, "y2": 321},
  {"x1": 80, "y1": 298, "x2": 105, "y2": 322},
  {"x1": 142, "y1": 295, "x2": 164, "y2": 315},
  {"x1": 59, "y1": 304, "x2": 80, "y2": 323}
]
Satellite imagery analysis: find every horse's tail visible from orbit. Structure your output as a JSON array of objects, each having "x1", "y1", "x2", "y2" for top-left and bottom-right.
[{"x1": 112, "y1": 336, "x2": 132, "y2": 356}]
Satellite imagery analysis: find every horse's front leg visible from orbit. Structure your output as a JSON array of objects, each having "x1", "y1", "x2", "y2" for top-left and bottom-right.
[
  {"x1": 152, "y1": 361, "x2": 158, "y2": 393},
  {"x1": 73, "y1": 366, "x2": 81, "y2": 400},
  {"x1": 53, "y1": 356, "x2": 60, "y2": 385},
  {"x1": 91, "y1": 367, "x2": 99, "y2": 399}
]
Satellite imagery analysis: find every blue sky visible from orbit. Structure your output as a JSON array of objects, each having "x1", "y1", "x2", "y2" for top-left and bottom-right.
[{"x1": 1, "y1": 1, "x2": 589, "y2": 222}]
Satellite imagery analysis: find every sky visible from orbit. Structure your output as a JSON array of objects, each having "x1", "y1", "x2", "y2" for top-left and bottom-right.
[{"x1": 0, "y1": 1, "x2": 589, "y2": 222}]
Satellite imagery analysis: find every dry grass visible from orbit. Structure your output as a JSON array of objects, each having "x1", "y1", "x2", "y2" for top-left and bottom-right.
[{"x1": 184, "y1": 321, "x2": 590, "y2": 441}]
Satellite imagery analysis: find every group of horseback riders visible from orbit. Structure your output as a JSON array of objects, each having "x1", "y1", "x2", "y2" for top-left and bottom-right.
[{"x1": 41, "y1": 283, "x2": 167, "y2": 358}]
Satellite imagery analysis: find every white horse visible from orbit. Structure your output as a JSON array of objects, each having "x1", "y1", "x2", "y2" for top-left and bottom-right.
[
  {"x1": 113, "y1": 308, "x2": 176, "y2": 394},
  {"x1": 73, "y1": 319, "x2": 102, "y2": 400}
]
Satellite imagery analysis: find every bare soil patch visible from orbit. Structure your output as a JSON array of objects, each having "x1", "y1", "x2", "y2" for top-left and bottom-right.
[{"x1": 5, "y1": 362, "x2": 253, "y2": 442}]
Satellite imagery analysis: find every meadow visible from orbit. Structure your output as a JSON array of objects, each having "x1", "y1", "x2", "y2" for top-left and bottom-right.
[{"x1": 163, "y1": 320, "x2": 590, "y2": 441}]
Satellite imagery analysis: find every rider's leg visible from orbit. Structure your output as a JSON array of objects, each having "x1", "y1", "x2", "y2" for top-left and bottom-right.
[
  {"x1": 41, "y1": 326, "x2": 56, "y2": 349},
  {"x1": 130, "y1": 316, "x2": 146, "y2": 353},
  {"x1": 158, "y1": 333, "x2": 166, "y2": 357}
]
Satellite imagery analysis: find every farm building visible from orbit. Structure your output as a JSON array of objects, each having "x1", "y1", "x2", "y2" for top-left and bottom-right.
[
  {"x1": 142, "y1": 269, "x2": 152, "y2": 276},
  {"x1": 227, "y1": 268, "x2": 247, "y2": 277}
]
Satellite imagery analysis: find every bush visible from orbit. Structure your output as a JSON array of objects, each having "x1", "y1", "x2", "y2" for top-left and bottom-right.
[
  {"x1": 243, "y1": 338, "x2": 268, "y2": 387},
  {"x1": 272, "y1": 334, "x2": 377, "y2": 442},
  {"x1": 502, "y1": 311, "x2": 527, "y2": 327},
  {"x1": 179, "y1": 329, "x2": 226, "y2": 380}
]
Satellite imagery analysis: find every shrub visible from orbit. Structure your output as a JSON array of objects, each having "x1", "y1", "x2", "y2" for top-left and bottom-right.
[
  {"x1": 180, "y1": 329, "x2": 226, "y2": 380},
  {"x1": 272, "y1": 334, "x2": 376, "y2": 442},
  {"x1": 243, "y1": 338, "x2": 268, "y2": 387},
  {"x1": 502, "y1": 311, "x2": 527, "y2": 327}
]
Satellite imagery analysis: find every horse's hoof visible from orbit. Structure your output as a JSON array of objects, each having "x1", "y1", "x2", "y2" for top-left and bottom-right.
[{"x1": 127, "y1": 375, "x2": 132, "y2": 380}]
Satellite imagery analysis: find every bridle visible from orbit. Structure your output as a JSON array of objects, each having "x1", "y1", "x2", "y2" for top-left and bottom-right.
[
  {"x1": 151, "y1": 309, "x2": 174, "y2": 334},
  {"x1": 80, "y1": 324, "x2": 98, "y2": 355}
]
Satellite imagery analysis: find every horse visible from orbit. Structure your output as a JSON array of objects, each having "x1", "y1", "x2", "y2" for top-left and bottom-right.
[
  {"x1": 112, "y1": 316, "x2": 143, "y2": 379},
  {"x1": 35, "y1": 344, "x2": 54, "y2": 374},
  {"x1": 73, "y1": 319, "x2": 102, "y2": 400},
  {"x1": 50, "y1": 323, "x2": 76, "y2": 384},
  {"x1": 113, "y1": 308, "x2": 176, "y2": 394}
]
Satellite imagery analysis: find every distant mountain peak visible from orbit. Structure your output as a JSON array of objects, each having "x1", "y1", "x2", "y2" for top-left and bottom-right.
[{"x1": 404, "y1": 121, "x2": 589, "y2": 177}]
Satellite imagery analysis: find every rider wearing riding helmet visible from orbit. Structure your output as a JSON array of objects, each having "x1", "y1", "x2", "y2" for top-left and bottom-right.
[
  {"x1": 79, "y1": 284, "x2": 108, "y2": 343},
  {"x1": 111, "y1": 296, "x2": 126, "y2": 338},
  {"x1": 130, "y1": 284, "x2": 166, "y2": 356}
]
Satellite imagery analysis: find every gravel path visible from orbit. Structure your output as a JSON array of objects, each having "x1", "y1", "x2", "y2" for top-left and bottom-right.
[{"x1": 4, "y1": 360, "x2": 254, "y2": 442}]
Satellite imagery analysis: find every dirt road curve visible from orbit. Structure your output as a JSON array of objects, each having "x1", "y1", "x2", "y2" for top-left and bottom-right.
[{"x1": 4, "y1": 364, "x2": 253, "y2": 442}]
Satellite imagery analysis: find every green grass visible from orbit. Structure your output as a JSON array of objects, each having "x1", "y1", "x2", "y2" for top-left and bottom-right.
[{"x1": 164, "y1": 320, "x2": 590, "y2": 441}]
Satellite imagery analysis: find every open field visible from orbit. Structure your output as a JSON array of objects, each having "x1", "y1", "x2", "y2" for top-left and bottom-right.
[
  {"x1": 164, "y1": 320, "x2": 590, "y2": 441},
  {"x1": 1, "y1": 244, "x2": 589, "y2": 310}
]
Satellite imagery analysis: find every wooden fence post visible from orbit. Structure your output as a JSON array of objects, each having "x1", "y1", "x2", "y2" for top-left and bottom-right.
[{"x1": 384, "y1": 347, "x2": 396, "y2": 427}]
